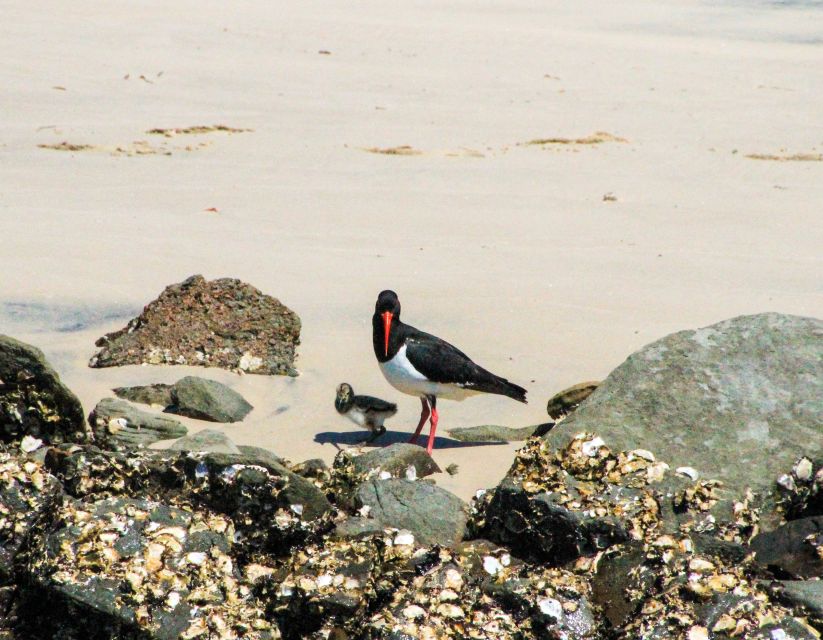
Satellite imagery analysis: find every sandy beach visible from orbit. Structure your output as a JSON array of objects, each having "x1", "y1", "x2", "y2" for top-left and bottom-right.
[{"x1": 1, "y1": 0, "x2": 822, "y2": 501}]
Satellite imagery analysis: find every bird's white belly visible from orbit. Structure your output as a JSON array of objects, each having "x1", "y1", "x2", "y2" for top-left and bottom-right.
[
  {"x1": 345, "y1": 410, "x2": 367, "y2": 427},
  {"x1": 379, "y1": 345, "x2": 479, "y2": 401}
]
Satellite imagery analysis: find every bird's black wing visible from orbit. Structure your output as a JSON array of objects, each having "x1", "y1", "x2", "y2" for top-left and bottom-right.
[
  {"x1": 353, "y1": 395, "x2": 397, "y2": 413},
  {"x1": 404, "y1": 329, "x2": 527, "y2": 402}
]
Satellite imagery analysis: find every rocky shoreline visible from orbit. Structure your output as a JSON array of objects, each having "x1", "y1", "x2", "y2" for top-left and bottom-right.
[{"x1": 0, "y1": 280, "x2": 821, "y2": 639}]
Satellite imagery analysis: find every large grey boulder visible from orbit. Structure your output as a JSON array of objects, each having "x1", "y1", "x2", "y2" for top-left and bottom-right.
[
  {"x1": 168, "y1": 376, "x2": 252, "y2": 423},
  {"x1": 0, "y1": 335, "x2": 88, "y2": 445},
  {"x1": 544, "y1": 313, "x2": 823, "y2": 522},
  {"x1": 89, "y1": 398, "x2": 187, "y2": 449},
  {"x1": 355, "y1": 478, "x2": 468, "y2": 546}
]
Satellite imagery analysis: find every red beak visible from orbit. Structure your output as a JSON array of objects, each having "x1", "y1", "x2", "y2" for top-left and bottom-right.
[{"x1": 381, "y1": 311, "x2": 393, "y2": 357}]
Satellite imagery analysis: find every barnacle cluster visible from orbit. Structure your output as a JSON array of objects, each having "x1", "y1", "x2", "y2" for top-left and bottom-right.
[
  {"x1": 0, "y1": 449, "x2": 59, "y2": 556},
  {"x1": 480, "y1": 433, "x2": 761, "y2": 545},
  {"x1": 36, "y1": 497, "x2": 278, "y2": 639},
  {"x1": 362, "y1": 539, "x2": 594, "y2": 639},
  {"x1": 776, "y1": 456, "x2": 823, "y2": 520}
]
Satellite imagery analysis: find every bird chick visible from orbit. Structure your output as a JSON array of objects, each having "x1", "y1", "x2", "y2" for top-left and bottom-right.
[{"x1": 335, "y1": 382, "x2": 397, "y2": 444}]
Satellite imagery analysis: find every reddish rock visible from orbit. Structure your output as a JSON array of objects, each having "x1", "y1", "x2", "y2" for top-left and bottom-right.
[{"x1": 89, "y1": 275, "x2": 301, "y2": 376}]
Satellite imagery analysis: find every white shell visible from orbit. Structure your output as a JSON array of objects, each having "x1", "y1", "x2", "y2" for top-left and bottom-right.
[
  {"x1": 405, "y1": 465, "x2": 417, "y2": 481},
  {"x1": 777, "y1": 474, "x2": 796, "y2": 491},
  {"x1": 581, "y1": 437, "x2": 605, "y2": 457},
  {"x1": 483, "y1": 556, "x2": 503, "y2": 575},
  {"x1": 403, "y1": 605, "x2": 427, "y2": 619},
  {"x1": 794, "y1": 458, "x2": 813, "y2": 482},
  {"x1": 394, "y1": 530, "x2": 415, "y2": 546},
  {"x1": 676, "y1": 466, "x2": 700, "y2": 480},
  {"x1": 538, "y1": 597, "x2": 563, "y2": 619},
  {"x1": 20, "y1": 436, "x2": 43, "y2": 453}
]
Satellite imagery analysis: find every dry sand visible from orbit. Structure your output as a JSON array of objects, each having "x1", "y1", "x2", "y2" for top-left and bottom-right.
[{"x1": 1, "y1": 0, "x2": 822, "y2": 500}]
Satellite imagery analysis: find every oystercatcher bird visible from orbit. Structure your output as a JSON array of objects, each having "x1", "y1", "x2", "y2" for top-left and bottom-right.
[
  {"x1": 372, "y1": 290, "x2": 527, "y2": 455},
  {"x1": 334, "y1": 382, "x2": 398, "y2": 444}
]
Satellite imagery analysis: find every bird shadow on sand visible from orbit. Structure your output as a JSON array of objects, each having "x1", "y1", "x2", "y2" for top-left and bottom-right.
[{"x1": 314, "y1": 429, "x2": 507, "y2": 451}]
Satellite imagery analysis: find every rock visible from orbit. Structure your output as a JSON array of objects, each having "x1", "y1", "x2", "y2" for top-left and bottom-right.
[
  {"x1": 447, "y1": 423, "x2": 554, "y2": 443},
  {"x1": 167, "y1": 429, "x2": 241, "y2": 454},
  {"x1": 750, "y1": 516, "x2": 823, "y2": 578},
  {"x1": 767, "y1": 580, "x2": 823, "y2": 622},
  {"x1": 777, "y1": 456, "x2": 823, "y2": 520},
  {"x1": 21, "y1": 497, "x2": 279, "y2": 639},
  {"x1": 200, "y1": 451, "x2": 333, "y2": 522},
  {"x1": 89, "y1": 274, "x2": 301, "y2": 376},
  {"x1": 289, "y1": 458, "x2": 328, "y2": 479},
  {"x1": 167, "y1": 376, "x2": 253, "y2": 423},
  {"x1": 112, "y1": 383, "x2": 173, "y2": 407},
  {"x1": 332, "y1": 517, "x2": 386, "y2": 540},
  {"x1": 590, "y1": 543, "x2": 654, "y2": 627},
  {"x1": 362, "y1": 539, "x2": 599, "y2": 640},
  {"x1": 543, "y1": 313, "x2": 823, "y2": 526},
  {"x1": 237, "y1": 445, "x2": 286, "y2": 466},
  {"x1": 0, "y1": 335, "x2": 88, "y2": 445},
  {"x1": 269, "y1": 534, "x2": 415, "y2": 639},
  {"x1": 44, "y1": 445, "x2": 333, "y2": 556},
  {"x1": 354, "y1": 478, "x2": 468, "y2": 547},
  {"x1": 471, "y1": 434, "x2": 761, "y2": 566},
  {"x1": 348, "y1": 444, "x2": 440, "y2": 479},
  {"x1": 88, "y1": 398, "x2": 187, "y2": 449},
  {"x1": 0, "y1": 448, "x2": 62, "y2": 588},
  {"x1": 546, "y1": 381, "x2": 600, "y2": 419}
]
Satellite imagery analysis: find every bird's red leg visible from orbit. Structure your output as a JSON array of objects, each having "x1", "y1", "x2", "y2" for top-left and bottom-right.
[
  {"x1": 425, "y1": 404, "x2": 439, "y2": 455},
  {"x1": 408, "y1": 397, "x2": 430, "y2": 445}
]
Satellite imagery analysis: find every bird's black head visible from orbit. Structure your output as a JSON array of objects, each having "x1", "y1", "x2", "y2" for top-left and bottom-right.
[
  {"x1": 375, "y1": 290, "x2": 400, "y2": 316},
  {"x1": 335, "y1": 382, "x2": 354, "y2": 413},
  {"x1": 373, "y1": 290, "x2": 402, "y2": 361}
]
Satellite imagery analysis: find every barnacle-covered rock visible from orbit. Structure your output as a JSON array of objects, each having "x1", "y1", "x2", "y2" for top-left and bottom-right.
[
  {"x1": 267, "y1": 531, "x2": 419, "y2": 639},
  {"x1": 472, "y1": 434, "x2": 761, "y2": 565},
  {"x1": 0, "y1": 335, "x2": 89, "y2": 445},
  {"x1": 750, "y1": 516, "x2": 823, "y2": 578},
  {"x1": 766, "y1": 580, "x2": 823, "y2": 627},
  {"x1": 44, "y1": 446, "x2": 333, "y2": 557},
  {"x1": 363, "y1": 539, "x2": 599, "y2": 639},
  {"x1": 775, "y1": 456, "x2": 823, "y2": 520},
  {"x1": 355, "y1": 478, "x2": 468, "y2": 547},
  {"x1": 21, "y1": 497, "x2": 279, "y2": 639},
  {"x1": 89, "y1": 275, "x2": 301, "y2": 376},
  {"x1": 89, "y1": 398, "x2": 187, "y2": 450},
  {"x1": 344, "y1": 443, "x2": 441, "y2": 480},
  {"x1": 0, "y1": 446, "x2": 62, "y2": 630},
  {"x1": 541, "y1": 313, "x2": 823, "y2": 530}
]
